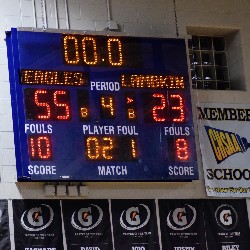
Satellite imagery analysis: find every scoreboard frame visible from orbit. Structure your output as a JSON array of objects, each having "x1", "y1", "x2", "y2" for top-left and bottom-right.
[{"x1": 6, "y1": 27, "x2": 198, "y2": 182}]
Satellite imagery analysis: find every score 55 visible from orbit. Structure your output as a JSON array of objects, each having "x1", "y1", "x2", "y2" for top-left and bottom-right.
[{"x1": 24, "y1": 89, "x2": 71, "y2": 121}]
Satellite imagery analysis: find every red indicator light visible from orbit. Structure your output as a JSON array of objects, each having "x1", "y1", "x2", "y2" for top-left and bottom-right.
[
  {"x1": 127, "y1": 97, "x2": 134, "y2": 104},
  {"x1": 28, "y1": 135, "x2": 52, "y2": 161}
]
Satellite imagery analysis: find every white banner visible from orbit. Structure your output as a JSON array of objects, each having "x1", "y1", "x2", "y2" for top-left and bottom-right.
[{"x1": 197, "y1": 103, "x2": 250, "y2": 197}]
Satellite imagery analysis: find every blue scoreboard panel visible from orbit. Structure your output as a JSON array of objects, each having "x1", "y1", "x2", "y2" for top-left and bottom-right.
[{"x1": 6, "y1": 28, "x2": 198, "y2": 181}]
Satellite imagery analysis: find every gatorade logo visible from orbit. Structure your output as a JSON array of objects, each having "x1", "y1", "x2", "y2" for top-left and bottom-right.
[
  {"x1": 215, "y1": 204, "x2": 238, "y2": 231},
  {"x1": 21, "y1": 204, "x2": 54, "y2": 231},
  {"x1": 167, "y1": 204, "x2": 196, "y2": 230},
  {"x1": 120, "y1": 204, "x2": 150, "y2": 231},
  {"x1": 71, "y1": 204, "x2": 103, "y2": 231}
]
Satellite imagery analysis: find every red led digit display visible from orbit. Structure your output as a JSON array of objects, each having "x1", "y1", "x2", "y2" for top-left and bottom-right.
[
  {"x1": 76, "y1": 91, "x2": 186, "y2": 124},
  {"x1": 142, "y1": 92, "x2": 186, "y2": 123},
  {"x1": 169, "y1": 94, "x2": 185, "y2": 122},
  {"x1": 34, "y1": 89, "x2": 51, "y2": 119},
  {"x1": 152, "y1": 93, "x2": 166, "y2": 122},
  {"x1": 175, "y1": 138, "x2": 189, "y2": 160},
  {"x1": 85, "y1": 136, "x2": 137, "y2": 161},
  {"x1": 28, "y1": 135, "x2": 52, "y2": 161},
  {"x1": 24, "y1": 89, "x2": 71, "y2": 121},
  {"x1": 167, "y1": 137, "x2": 190, "y2": 162}
]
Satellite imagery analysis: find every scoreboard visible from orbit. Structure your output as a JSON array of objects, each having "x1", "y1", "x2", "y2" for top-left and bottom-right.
[{"x1": 6, "y1": 28, "x2": 198, "y2": 181}]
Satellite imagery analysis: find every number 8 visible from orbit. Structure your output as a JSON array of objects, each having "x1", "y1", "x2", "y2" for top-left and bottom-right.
[{"x1": 176, "y1": 138, "x2": 189, "y2": 160}]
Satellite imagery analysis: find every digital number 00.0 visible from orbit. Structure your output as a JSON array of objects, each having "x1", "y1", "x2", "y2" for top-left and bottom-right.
[{"x1": 63, "y1": 35, "x2": 123, "y2": 66}]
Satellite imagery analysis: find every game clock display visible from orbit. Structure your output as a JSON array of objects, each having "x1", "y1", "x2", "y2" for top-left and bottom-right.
[{"x1": 6, "y1": 28, "x2": 198, "y2": 181}]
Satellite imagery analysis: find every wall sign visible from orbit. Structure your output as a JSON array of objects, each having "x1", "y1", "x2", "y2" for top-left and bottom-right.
[
  {"x1": 12, "y1": 200, "x2": 63, "y2": 249},
  {"x1": 203, "y1": 199, "x2": 250, "y2": 250},
  {"x1": 111, "y1": 199, "x2": 160, "y2": 250},
  {"x1": 158, "y1": 199, "x2": 206, "y2": 250},
  {"x1": 6, "y1": 28, "x2": 198, "y2": 181},
  {"x1": 4, "y1": 199, "x2": 250, "y2": 249},
  {"x1": 62, "y1": 200, "x2": 112, "y2": 250},
  {"x1": 197, "y1": 103, "x2": 250, "y2": 196}
]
